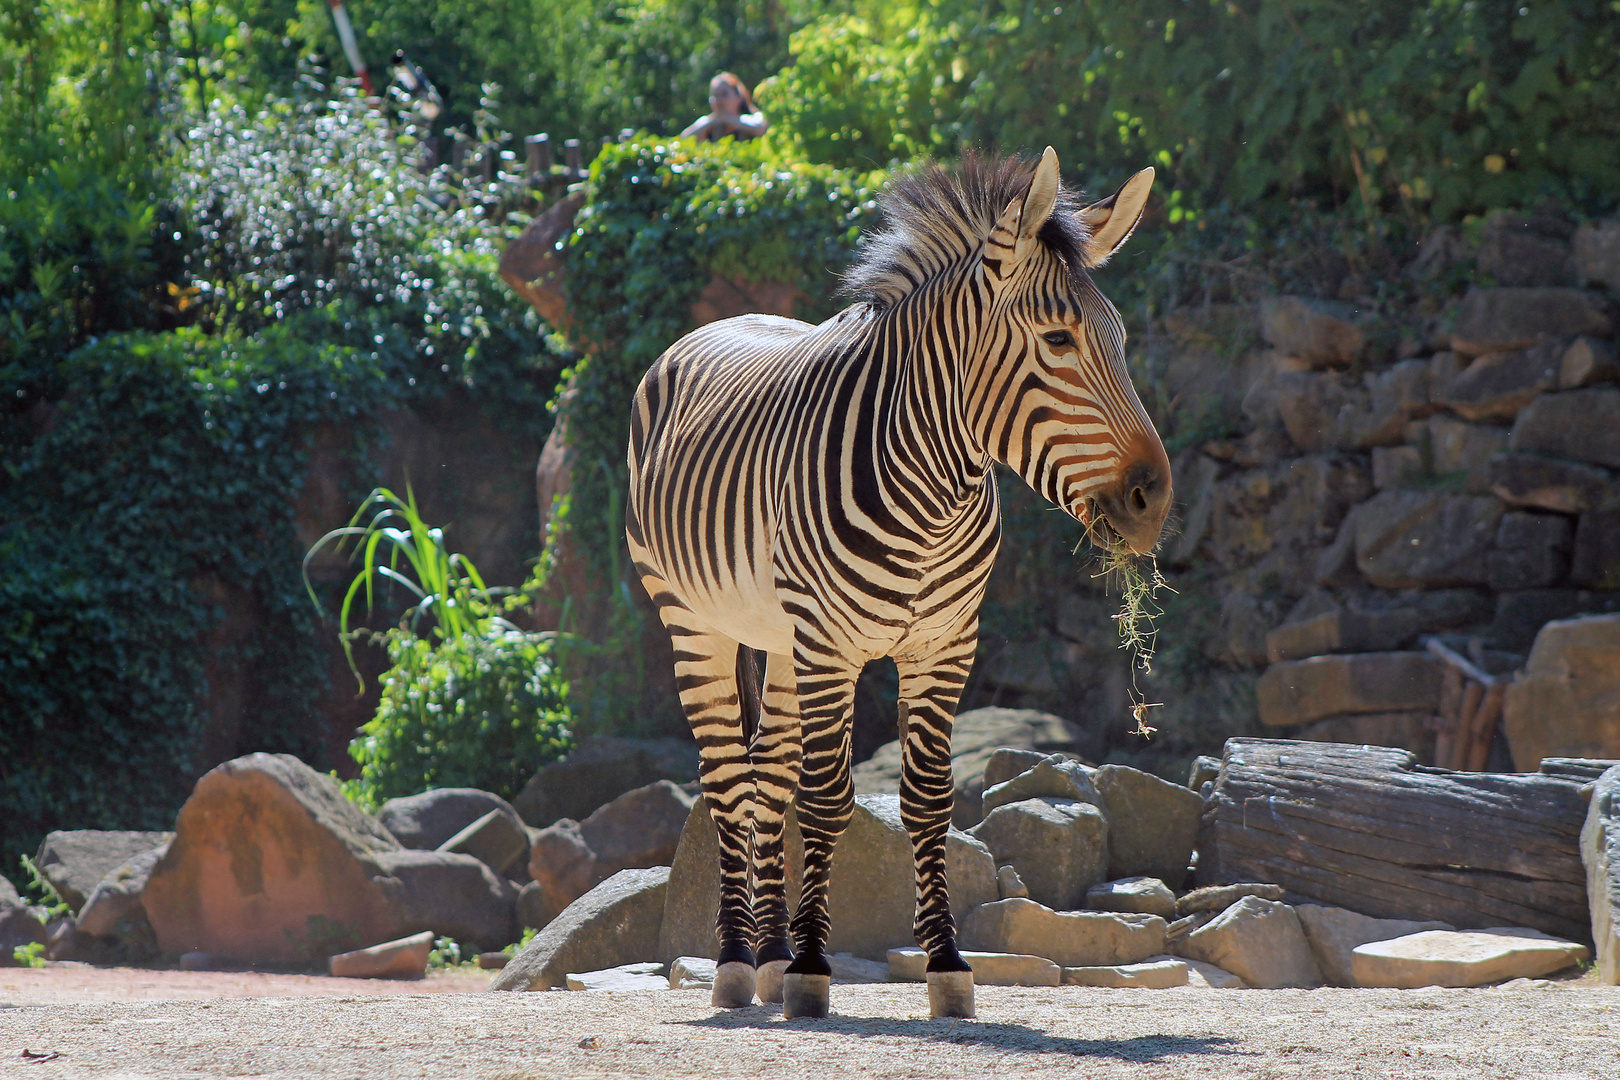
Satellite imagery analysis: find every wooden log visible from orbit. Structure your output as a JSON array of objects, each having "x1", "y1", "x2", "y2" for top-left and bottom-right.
[
  {"x1": 1198, "y1": 739, "x2": 1592, "y2": 942},
  {"x1": 1465, "y1": 682, "x2": 1506, "y2": 772}
]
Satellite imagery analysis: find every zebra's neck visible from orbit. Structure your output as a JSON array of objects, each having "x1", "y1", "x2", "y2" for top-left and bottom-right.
[{"x1": 870, "y1": 263, "x2": 995, "y2": 530}]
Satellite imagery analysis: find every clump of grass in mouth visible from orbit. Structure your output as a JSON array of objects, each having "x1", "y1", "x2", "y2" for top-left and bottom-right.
[{"x1": 1075, "y1": 507, "x2": 1173, "y2": 739}]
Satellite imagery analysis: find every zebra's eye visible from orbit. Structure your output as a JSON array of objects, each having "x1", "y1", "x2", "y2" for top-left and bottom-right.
[{"x1": 1042, "y1": 330, "x2": 1076, "y2": 349}]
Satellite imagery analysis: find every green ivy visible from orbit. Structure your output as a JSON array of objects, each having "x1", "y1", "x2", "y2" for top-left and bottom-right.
[{"x1": 561, "y1": 137, "x2": 880, "y2": 585}]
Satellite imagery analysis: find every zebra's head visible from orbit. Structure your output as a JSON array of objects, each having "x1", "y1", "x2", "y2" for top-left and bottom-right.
[
  {"x1": 968, "y1": 148, "x2": 1170, "y2": 555},
  {"x1": 844, "y1": 150, "x2": 1172, "y2": 554}
]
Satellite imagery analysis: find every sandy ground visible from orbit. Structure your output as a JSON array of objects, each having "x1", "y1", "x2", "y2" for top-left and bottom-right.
[{"x1": 1, "y1": 965, "x2": 1617, "y2": 1079}]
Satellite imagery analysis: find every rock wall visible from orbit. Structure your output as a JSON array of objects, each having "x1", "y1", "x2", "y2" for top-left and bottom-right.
[{"x1": 1092, "y1": 213, "x2": 1620, "y2": 770}]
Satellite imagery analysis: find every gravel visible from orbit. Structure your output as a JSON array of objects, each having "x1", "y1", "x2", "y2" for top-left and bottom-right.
[{"x1": 1, "y1": 967, "x2": 1616, "y2": 1078}]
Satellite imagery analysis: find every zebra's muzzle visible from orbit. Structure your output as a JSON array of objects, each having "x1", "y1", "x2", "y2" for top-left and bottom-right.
[{"x1": 1090, "y1": 437, "x2": 1172, "y2": 555}]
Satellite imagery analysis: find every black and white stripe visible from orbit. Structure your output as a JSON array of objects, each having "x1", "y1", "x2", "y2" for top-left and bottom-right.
[{"x1": 625, "y1": 150, "x2": 1170, "y2": 1007}]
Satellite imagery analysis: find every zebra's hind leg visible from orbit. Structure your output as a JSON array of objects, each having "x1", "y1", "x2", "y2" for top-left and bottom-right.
[
  {"x1": 661, "y1": 613, "x2": 760, "y2": 1007},
  {"x1": 896, "y1": 643, "x2": 979, "y2": 1019},
  {"x1": 782, "y1": 649, "x2": 860, "y2": 1019},
  {"x1": 750, "y1": 650, "x2": 802, "y2": 1004}
]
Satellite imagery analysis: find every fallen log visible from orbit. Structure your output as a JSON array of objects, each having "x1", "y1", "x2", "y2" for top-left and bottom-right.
[{"x1": 1196, "y1": 739, "x2": 1597, "y2": 942}]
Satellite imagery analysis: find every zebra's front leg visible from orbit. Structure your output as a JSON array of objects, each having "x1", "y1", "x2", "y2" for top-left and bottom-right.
[
  {"x1": 897, "y1": 640, "x2": 979, "y2": 1018},
  {"x1": 749, "y1": 650, "x2": 802, "y2": 1004},
  {"x1": 782, "y1": 648, "x2": 860, "y2": 1019},
  {"x1": 664, "y1": 618, "x2": 760, "y2": 1007}
]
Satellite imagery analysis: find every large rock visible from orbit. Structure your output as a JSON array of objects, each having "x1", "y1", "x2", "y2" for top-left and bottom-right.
[
  {"x1": 1504, "y1": 614, "x2": 1620, "y2": 770},
  {"x1": 513, "y1": 737, "x2": 699, "y2": 828},
  {"x1": 1573, "y1": 220, "x2": 1620, "y2": 292},
  {"x1": 33, "y1": 831, "x2": 173, "y2": 913},
  {"x1": 489, "y1": 867, "x2": 669, "y2": 990},
  {"x1": 0, "y1": 875, "x2": 46, "y2": 964},
  {"x1": 372, "y1": 849, "x2": 516, "y2": 950},
  {"x1": 657, "y1": 793, "x2": 997, "y2": 964},
  {"x1": 1476, "y1": 211, "x2": 1575, "y2": 288},
  {"x1": 1293, "y1": 904, "x2": 1454, "y2": 987},
  {"x1": 960, "y1": 898, "x2": 1166, "y2": 967},
  {"x1": 529, "y1": 781, "x2": 694, "y2": 917},
  {"x1": 143, "y1": 753, "x2": 515, "y2": 962},
  {"x1": 1258, "y1": 296, "x2": 1367, "y2": 368},
  {"x1": 1559, "y1": 336, "x2": 1620, "y2": 389},
  {"x1": 76, "y1": 841, "x2": 169, "y2": 938},
  {"x1": 1436, "y1": 341, "x2": 1562, "y2": 421},
  {"x1": 1511, "y1": 388, "x2": 1620, "y2": 470},
  {"x1": 439, "y1": 809, "x2": 530, "y2": 878},
  {"x1": 378, "y1": 789, "x2": 524, "y2": 851},
  {"x1": 1489, "y1": 453, "x2": 1620, "y2": 515},
  {"x1": 1582, "y1": 765, "x2": 1620, "y2": 984},
  {"x1": 979, "y1": 755, "x2": 1103, "y2": 817},
  {"x1": 1571, "y1": 510, "x2": 1620, "y2": 589},
  {"x1": 1257, "y1": 652, "x2": 1442, "y2": 727},
  {"x1": 981, "y1": 748, "x2": 1049, "y2": 791},
  {"x1": 1347, "y1": 491, "x2": 1505, "y2": 589},
  {"x1": 968, "y1": 798, "x2": 1108, "y2": 910},
  {"x1": 1489, "y1": 511, "x2": 1573, "y2": 591},
  {"x1": 853, "y1": 707, "x2": 1085, "y2": 828},
  {"x1": 1092, "y1": 764, "x2": 1204, "y2": 884},
  {"x1": 1450, "y1": 287, "x2": 1613, "y2": 357},
  {"x1": 1351, "y1": 928, "x2": 1589, "y2": 988},
  {"x1": 1424, "y1": 416, "x2": 1512, "y2": 489},
  {"x1": 1085, "y1": 877, "x2": 1176, "y2": 920},
  {"x1": 1174, "y1": 896, "x2": 1323, "y2": 989},
  {"x1": 516, "y1": 881, "x2": 553, "y2": 931}
]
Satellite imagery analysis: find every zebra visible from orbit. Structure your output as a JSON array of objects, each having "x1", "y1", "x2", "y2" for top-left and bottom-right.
[{"x1": 625, "y1": 148, "x2": 1170, "y2": 1019}]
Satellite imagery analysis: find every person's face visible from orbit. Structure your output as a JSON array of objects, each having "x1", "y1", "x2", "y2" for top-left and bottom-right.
[{"x1": 710, "y1": 81, "x2": 743, "y2": 113}]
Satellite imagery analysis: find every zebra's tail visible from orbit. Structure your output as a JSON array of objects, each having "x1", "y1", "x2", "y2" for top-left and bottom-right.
[{"x1": 736, "y1": 645, "x2": 764, "y2": 749}]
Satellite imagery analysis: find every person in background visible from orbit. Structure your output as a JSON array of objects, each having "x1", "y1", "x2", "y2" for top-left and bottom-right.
[{"x1": 680, "y1": 72, "x2": 768, "y2": 142}]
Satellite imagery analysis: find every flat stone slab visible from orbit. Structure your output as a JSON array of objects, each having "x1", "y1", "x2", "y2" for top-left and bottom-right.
[
  {"x1": 961, "y1": 898, "x2": 1167, "y2": 967},
  {"x1": 668, "y1": 956, "x2": 715, "y2": 989},
  {"x1": 1165, "y1": 956, "x2": 1247, "y2": 988},
  {"x1": 1293, "y1": 904, "x2": 1453, "y2": 986},
  {"x1": 829, "y1": 953, "x2": 890, "y2": 983},
  {"x1": 1352, "y1": 928, "x2": 1590, "y2": 988},
  {"x1": 565, "y1": 962, "x2": 667, "y2": 991},
  {"x1": 887, "y1": 947, "x2": 1059, "y2": 986},
  {"x1": 327, "y1": 931, "x2": 435, "y2": 980},
  {"x1": 1062, "y1": 959, "x2": 1188, "y2": 988}
]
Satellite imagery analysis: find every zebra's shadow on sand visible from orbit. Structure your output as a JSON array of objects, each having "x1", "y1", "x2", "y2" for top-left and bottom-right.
[{"x1": 676, "y1": 1008, "x2": 1247, "y2": 1061}]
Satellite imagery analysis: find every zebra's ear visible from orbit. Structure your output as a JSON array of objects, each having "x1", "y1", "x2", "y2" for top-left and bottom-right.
[
  {"x1": 988, "y1": 146, "x2": 1062, "y2": 276},
  {"x1": 1078, "y1": 166, "x2": 1155, "y2": 266}
]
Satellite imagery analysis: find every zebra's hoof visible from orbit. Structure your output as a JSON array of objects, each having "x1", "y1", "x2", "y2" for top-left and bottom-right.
[
  {"x1": 756, "y1": 959, "x2": 790, "y2": 1004},
  {"x1": 711, "y1": 962, "x2": 757, "y2": 1009},
  {"x1": 927, "y1": 971, "x2": 975, "y2": 1019},
  {"x1": 781, "y1": 973, "x2": 831, "y2": 1019}
]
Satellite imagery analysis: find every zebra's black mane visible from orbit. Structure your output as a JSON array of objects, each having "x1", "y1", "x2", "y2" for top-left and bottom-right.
[{"x1": 840, "y1": 151, "x2": 1094, "y2": 310}]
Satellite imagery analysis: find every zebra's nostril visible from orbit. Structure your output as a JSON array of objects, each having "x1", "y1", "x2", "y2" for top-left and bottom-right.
[{"x1": 1130, "y1": 486, "x2": 1148, "y2": 513}]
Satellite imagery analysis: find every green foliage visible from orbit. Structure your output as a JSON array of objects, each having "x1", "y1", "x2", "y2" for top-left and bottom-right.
[
  {"x1": 17, "y1": 854, "x2": 68, "y2": 919},
  {"x1": 347, "y1": 623, "x2": 573, "y2": 806},
  {"x1": 0, "y1": 326, "x2": 387, "y2": 867},
  {"x1": 768, "y1": 0, "x2": 1620, "y2": 220},
  {"x1": 307, "y1": 486, "x2": 503, "y2": 684},
  {"x1": 2, "y1": 76, "x2": 566, "y2": 869},
  {"x1": 12, "y1": 941, "x2": 46, "y2": 968},
  {"x1": 350, "y1": 0, "x2": 803, "y2": 141},
  {"x1": 314, "y1": 487, "x2": 575, "y2": 807}
]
